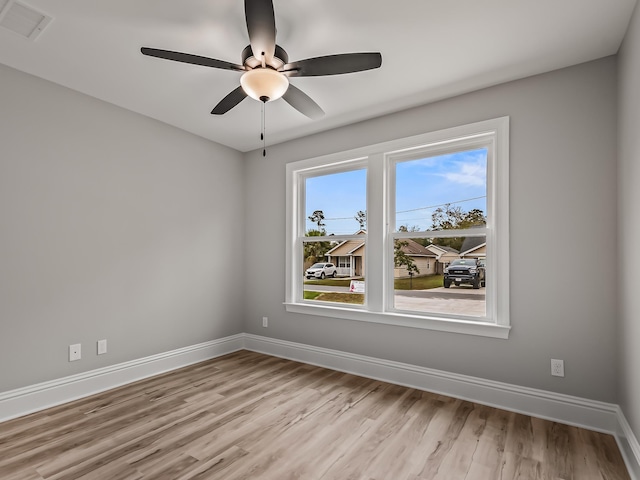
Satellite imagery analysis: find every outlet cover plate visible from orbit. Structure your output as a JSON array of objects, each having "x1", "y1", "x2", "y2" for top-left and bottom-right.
[
  {"x1": 97, "y1": 339, "x2": 107, "y2": 355},
  {"x1": 551, "y1": 358, "x2": 564, "y2": 377},
  {"x1": 69, "y1": 343, "x2": 81, "y2": 362}
]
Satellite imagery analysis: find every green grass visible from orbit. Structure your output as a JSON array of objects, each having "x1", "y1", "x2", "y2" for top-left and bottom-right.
[
  {"x1": 303, "y1": 275, "x2": 442, "y2": 306},
  {"x1": 303, "y1": 291, "x2": 323, "y2": 300},
  {"x1": 394, "y1": 274, "x2": 444, "y2": 290},
  {"x1": 305, "y1": 291, "x2": 365, "y2": 304}
]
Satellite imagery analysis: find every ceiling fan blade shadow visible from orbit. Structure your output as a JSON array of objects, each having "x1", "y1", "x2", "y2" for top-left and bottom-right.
[
  {"x1": 283, "y1": 52, "x2": 382, "y2": 77},
  {"x1": 282, "y1": 84, "x2": 324, "y2": 119},
  {"x1": 211, "y1": 86, "x2": 248, "y2": 115},
  {"x1": 244, "y1": 0, "x2": 276, "y2": 64},
  {"x1": 141, "y1": 47, "x2": 245, "y2": 71}
]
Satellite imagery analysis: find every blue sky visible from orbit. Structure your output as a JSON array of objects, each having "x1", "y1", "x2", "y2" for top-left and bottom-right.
[
  {"x1": 306, "y1": 169, "x2": 367, "y2": 234},
  {"x1": 305, "y1": 148, "x2": 487, "y2": 234}
]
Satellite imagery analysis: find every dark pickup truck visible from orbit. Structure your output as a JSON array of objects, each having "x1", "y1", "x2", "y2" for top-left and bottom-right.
[{"x1": 443, "y1": 258, "x2": 485, "y2": 289}]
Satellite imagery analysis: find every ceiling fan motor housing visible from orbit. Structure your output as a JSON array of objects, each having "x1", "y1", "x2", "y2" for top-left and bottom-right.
[{"x1": 241, "y1": 44, "x2": 289, "y2": 70}]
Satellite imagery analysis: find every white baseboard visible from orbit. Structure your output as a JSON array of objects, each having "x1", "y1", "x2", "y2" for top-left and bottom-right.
[
  {"x1": 616, "y1": 407, "x2": 640, "y2": 480},
  {"x1": 243, "y1": 334, "x2": 640, "y2": 480},
  {"x1": 0, "y1": 334, "x2": 244, "y2": 423},
  {"x1": 1, "y1": 332, "x2": 638, "y2": 479}
]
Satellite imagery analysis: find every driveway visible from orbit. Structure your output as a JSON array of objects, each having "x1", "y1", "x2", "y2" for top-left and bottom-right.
[
  {"x1": 393, "y1": 290, "x2": 485, "y2": 317},
  {"x1": 303, "y1": 284, "x2": 486, "y2": 317}
]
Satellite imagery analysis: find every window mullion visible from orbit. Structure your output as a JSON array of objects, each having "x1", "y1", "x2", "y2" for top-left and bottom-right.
[{"x1": 366, "y1": 153, "x2": 385, "y2": 312}]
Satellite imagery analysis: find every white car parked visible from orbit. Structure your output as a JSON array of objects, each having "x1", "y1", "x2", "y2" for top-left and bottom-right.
[{"x1": 305, "y1": 262, "x2": 337, "y2": 279}]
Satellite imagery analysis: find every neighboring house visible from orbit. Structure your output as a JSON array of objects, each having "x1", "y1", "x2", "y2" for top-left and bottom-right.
[
  {"x1": 325, "y1": 230, "x2": 366, "y2": 277},
  {"x1": 327, "y1": 233, "x2": 465, "y2": 278},
  {"x1": 425, "y1": 244, "x2": 460, "y2": 274},
  {"x1": 459, "y1": 236, "x2": 487, "y2": 262},
  {"x1": 394, "y1": 239, "x2": 438, "y2": 278},
  {"x1": 394, "y1": 240, "x2": 467, "y2": 278}
]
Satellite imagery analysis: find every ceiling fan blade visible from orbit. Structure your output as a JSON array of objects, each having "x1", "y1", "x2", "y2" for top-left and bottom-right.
[
  {"x1": 282, "y1": 84, "x2": 324, "y2": 119},
  {"x1": 244, "y1": 0, "x2": 276, "y2": 64},
  {"x1": 211, "y1": 86, "x2": 248, "y2": 115},
  {"x1": 141, "y1": 47, "x2": 245, "y2": 72},
  {"x1": 282, "y1": 52, "x2": 382, "y2": 77}
]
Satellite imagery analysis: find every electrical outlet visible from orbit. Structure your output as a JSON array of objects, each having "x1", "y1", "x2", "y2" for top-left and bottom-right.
[
  {"x1": 97, "y1": 339, "x2": 107, "y2": 355},
  {"x1": 69, "y1": 344, "x2": 81, "y2": 362},
  {"x1": 262, "y1": 316, "x2": 268, "y2": 328},
  {"x1": 551, "y1": 359, "x2": 564, "y2": 377}
]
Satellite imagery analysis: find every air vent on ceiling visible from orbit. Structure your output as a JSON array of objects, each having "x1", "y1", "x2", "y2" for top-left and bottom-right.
[{"x1": 0, "y1": 0, "x2": 51, "y2": 40}]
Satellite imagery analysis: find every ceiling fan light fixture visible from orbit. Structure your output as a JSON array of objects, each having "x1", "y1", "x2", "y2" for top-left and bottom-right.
[{"x1": 240, "y1": 67, "x2": 289, "y2": 102}]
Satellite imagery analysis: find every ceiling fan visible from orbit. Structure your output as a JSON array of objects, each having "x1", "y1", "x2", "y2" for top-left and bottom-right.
[{"x1": 141, "y1": 0, "x2": 382, "y2": 119}]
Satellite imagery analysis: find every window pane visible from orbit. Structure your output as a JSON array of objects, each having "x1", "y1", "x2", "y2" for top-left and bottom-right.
[
  {"x1": 395, "y1": 149, "x2": 487, "y2": 232},
  {"x1": 393, "y1": 236, "x2": 486, "y2": 318},
  {"x1": 302, "y1": 240, "x2": 365, "y2": 305},
  {"x1": 306, "y1": 169, "x2": 367, "y2": 236}
]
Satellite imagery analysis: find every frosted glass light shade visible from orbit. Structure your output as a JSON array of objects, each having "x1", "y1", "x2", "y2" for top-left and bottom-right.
[{"x1": 240, "y1": 68, "x2": 289, "y2": 102}]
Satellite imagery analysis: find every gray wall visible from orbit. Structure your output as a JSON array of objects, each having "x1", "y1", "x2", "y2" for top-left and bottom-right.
[
  {"x1": 244, "y1": 57, "x2": 619, "y2": 403},
  {"x1": 0, "y1": 64, "x2": 245, "y2": 392},
  {"x1": 619, "y1": 2, "x2": 640, "y2": 443},
  {"x1": 0, "y1": 42, "x2": 628, "y2": 421}
]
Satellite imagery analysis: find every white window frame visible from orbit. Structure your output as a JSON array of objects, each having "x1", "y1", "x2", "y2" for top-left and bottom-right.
[{"x1": 285, "y1": 117, "x2": 510, "y2": 339}]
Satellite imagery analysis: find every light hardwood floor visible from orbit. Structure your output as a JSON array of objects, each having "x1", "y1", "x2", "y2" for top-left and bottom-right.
[{"x1": 0, "y1": 350, "x2": 630, "y2": 479}]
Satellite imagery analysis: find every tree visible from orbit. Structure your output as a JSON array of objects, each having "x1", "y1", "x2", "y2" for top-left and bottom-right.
[
  {"x1": 394, "y1": 239, "x2": 420, "y2": 278},
  {"x1": 430, "y1": 204, "x2": 486, "y2": 251},
  {"x1": 462, "y1": 208, "x2": 486, "y2": 228},
  {"x1": 398, "y1": 225, "x2": 429, "y2": 246},
  {"x1": 304, "y1": 229, "x2": 333, "y2": 265},
  {"x1": 308, "y1": 210, "x2": 326, "y2": 230},
  {"x1": 431, "y1": 204, "x2": 463, "y2": 231},
  {"x1": 354, "y1": 210, "x2": 367, "y2": 230},
  {"x1": 431, "y1": 204, "x2": 486, "y2": 230},
  {"x1": 305, "y1": 210, "x2": 331, "y2": 264}
]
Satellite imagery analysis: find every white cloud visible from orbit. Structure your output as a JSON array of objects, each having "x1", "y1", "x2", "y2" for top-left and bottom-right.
[{"x1": 440, "y1": 162, "x2": 486, "y2": 186}]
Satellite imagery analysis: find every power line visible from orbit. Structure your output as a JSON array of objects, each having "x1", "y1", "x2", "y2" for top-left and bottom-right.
[
  {"x1": 396, "y1": 196, "x2": 486, "y2": 214},
  {"x1": 313, "y1": 195, "x2": 486, "y2": 221}
]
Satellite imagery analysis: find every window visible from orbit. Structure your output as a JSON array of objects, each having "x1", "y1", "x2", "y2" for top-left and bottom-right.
[
  {"x1": 285, "y1": 118, "x2": 509, "y2": 339},
  {"x1": 390, "y1": 146, "x2": 489, "y2": 319},
  {"x1": 301, "y1": 167, "x2": 367, "y2": 305}
]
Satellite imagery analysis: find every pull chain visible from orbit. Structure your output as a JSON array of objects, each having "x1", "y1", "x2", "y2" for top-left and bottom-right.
[
  {"x1": 261, "y1": 100, "x2": 266, "y2": 157},
  {"x1": 260, "y1": 51, "x2": 267, "y2": 157}
]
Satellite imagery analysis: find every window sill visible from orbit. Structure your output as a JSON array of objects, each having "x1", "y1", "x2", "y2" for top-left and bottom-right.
[{"x1": 284, "y1": 302, "x2": 510, "y2": 339}]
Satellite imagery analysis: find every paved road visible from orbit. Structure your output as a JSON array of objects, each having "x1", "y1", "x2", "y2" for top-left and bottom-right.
[
  {"x1": 303, "y1": 284, "x2": 352, "y2": 293},
  {"x1": 394, "y1": 288, "x2": 485, "y2": 301}
]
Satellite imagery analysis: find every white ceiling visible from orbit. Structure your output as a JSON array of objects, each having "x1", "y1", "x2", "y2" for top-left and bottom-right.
[{"x1": 0, "y1": 0, "x2": 636, "y2": 152}]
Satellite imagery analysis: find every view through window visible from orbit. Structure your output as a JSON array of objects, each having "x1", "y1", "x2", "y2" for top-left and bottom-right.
[
  {"x1": 303, "y1": 168, "x2": 366, "y2": 305},
  {"x1": 391, "y1": 148, "x2": 488, "y2": 318}
]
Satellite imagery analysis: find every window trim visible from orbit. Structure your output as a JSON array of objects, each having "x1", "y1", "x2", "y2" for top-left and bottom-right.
[{"x1": 285, "y1": 117, "x2": 510, "y2": 339}]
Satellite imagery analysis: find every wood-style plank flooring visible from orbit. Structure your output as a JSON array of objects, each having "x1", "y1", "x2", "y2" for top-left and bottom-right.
[{"x1": 0, "y1": 351, "x2": 630, "y2": 479}]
